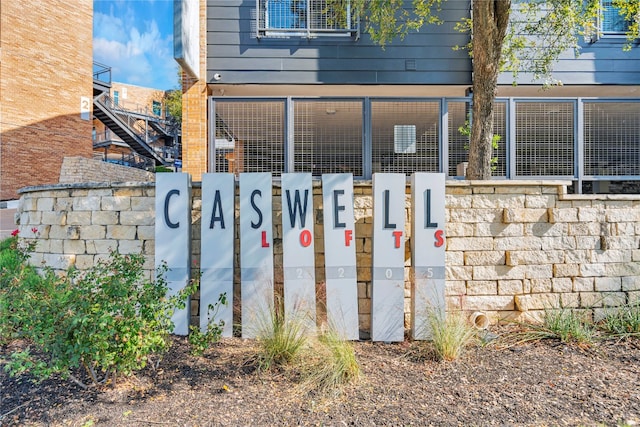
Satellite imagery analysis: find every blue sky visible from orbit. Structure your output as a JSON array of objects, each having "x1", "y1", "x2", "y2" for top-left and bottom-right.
[{"x1": 93, "y1": 0, "x2": 178, "y2": 90}]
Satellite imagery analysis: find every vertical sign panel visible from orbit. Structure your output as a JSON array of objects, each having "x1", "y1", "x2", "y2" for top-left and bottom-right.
[
  {"x1": 200, "y1": 173, "x2": 235, "y2": 337},
  {"x1": 411, "y1": 173, "x2": 446, "y2": 340},
  {"x1": 371, "y1": 173, "x2": 406, "y2": 342},
  {"x1": 281, "y1": 173, "x2": 316, "y2": 333},
  {"x1": 240, "y1": 173, "x2": 274, "y2": 338},
  {"x1": 155, "y1": 173, "x2": 191, "y2": 336},
  {"x1": 322, "y1": 173, "x2": 359, "y2": 340}
]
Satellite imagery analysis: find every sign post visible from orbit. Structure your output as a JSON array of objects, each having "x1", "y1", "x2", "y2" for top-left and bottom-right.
[
  {"x1": 155, "y1": 173, "x2": 192, "y2": 336},
  {"x1": 200, "y1": 173, "x2": 235, "y2": 337},
  {"x1": 281, "y1": 173, "x2": 316, "y2": 333},
  {"x1": 411, "y1": 173, "x2": 446, "y2": 340},
  {"x1": 322, "y1": 173, "x2": 359, "y2": 340},
  {"x1": 371, "y1": 173, "x2": 406, "y2": 342},
  {"x1": 239, "y1": 173, "x2": 274, "y2": 338}
]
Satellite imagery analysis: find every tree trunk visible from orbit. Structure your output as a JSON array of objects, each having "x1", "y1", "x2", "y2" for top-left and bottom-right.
[{"x1": 466, "y1": 0, "x2": 511, "y2": 180}]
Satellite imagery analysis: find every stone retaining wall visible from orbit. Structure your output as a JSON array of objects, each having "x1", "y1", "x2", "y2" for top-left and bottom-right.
[
  {"x1": 59, "y1": 157, "x2": 154, "y2": 184},
  {"x1": 15, "y1": 180, "x2": 640, "y2": 332}
]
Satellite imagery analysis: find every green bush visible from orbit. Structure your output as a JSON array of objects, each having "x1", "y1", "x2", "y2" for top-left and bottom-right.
[
  {"x1": 1, "y1": 239, "x2": 191, "y2": 388},
  {"x1": 427, "y1": 311, "x2": 477, "y2": 361},
  {"x1": 188, "y1": 292, "x2": 228, "y2": 356}
]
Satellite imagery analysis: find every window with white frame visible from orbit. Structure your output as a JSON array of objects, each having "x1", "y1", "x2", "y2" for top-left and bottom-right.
[
  {"x1": 601, "y1": 0, "x2": 631, "y2": 35},
  {"x1": 257, "y1": 0, "x2": 358, "y2": 38}
]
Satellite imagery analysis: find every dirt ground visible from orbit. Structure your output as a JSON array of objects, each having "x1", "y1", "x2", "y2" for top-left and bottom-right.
[{"x1": 1, "y1": 328, "x2": 639, "y2": 427}]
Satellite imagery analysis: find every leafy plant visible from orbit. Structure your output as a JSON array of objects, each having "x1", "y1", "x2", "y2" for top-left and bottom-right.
[
  {"x1": 2, "y1": 245, "x2": 192, "y2": 388},
  {"x1": 599, "y1": 302, "x2": 640, "y2": 338},
  {"x1": 188, "y1": 292, "x2": 228, "y2": 356},
  {"x1": 427, "y1": 310, "x2": 477, "y2": 361},
  {"x1": 458, "y1": 115, "x2": 501, "y2": 172}
]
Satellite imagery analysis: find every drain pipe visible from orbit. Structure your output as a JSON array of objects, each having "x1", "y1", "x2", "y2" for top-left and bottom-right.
[{"x1": 469, "y1": 311, "x2": 489, "y2": 330}]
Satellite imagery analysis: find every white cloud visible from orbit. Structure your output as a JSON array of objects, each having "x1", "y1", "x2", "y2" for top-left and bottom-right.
[{"x1": 93, "y1": 1, "x2": 178, "y2": 89}]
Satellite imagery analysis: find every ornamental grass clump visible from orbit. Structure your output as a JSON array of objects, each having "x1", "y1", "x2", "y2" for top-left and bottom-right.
[
  {"x1": 427, "y1": 310, "x2": 477, "y2": 361},
  {"x1": 298, "y1": 328, "x2": 361, "y2": 394},
  {"x1": 599, "y1": 302, "x2": 640, "y2": 338},
  {"x1": 254, "y1": 296, "x2": 308, "y2": 371}
]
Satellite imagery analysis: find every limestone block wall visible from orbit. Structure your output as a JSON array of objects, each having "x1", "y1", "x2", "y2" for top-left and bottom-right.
[
  {"x1": 59, "y1": 157, "x2": 155, "y2": 184},
  {"x1": 15, "y1": 180, "x2": 640, "y2": 333}
]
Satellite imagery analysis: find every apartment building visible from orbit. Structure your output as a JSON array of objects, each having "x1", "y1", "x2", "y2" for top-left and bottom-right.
[
  {"x1": 0, "y1": 0, "x2": 94, "y2": 201},
  {"x1": 177, "y1": 0, "x2": 640, "y2": 193}
]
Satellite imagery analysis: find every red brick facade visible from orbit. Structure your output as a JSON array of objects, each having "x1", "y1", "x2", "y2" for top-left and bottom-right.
[{"x1": 0, "y1": 0, "x2": 94, "y2": 200}]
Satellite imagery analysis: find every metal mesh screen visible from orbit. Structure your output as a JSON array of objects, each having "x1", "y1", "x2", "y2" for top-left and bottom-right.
[
  {"x1": 447, "y1": 100, "x2": 506, "y2": 177},
  {"x1": 257, "y1": 0, "x2": 357, "y2": 35},
  {"x1": 213, "y1": 100, "x2": 285, "y2": 175},
  {"x1": 371, "y1": 100, "x2": 440, "y2": 174},
  {"x1": 294, "y1": 100, "x2": 363, "y2": 176},
  {"x1": 516, "y1": 101, "x2": 574, "y2": 177},
  {"x1": 584, "y1": 101, "x2": 640, "y2": 177}
]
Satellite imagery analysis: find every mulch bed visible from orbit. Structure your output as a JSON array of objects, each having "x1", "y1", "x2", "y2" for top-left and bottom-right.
[{"x1": 2, "y1": 328, "x2": 639, "y2": 426}]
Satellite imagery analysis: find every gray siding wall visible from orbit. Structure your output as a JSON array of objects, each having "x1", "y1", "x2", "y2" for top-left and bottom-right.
[
  {"x1": 206, "y1": 0, "x2": 472, "y2": 85},
  {"x1": 498, "y1": 37, "x2": 640, "y2": 86}
]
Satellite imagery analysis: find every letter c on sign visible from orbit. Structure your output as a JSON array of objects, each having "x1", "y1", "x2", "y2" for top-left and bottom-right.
[{"x1": 164, "y1": 189, "x2": 180, "y2": 229}]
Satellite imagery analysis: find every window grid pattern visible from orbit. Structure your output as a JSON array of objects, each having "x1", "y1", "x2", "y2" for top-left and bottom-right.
[
  {"x1": 602, "y1": 0, "x2": 630, "y2": 34},
  {"x1": 214, "y1": 101, "x2": 285, "y2": 175},
  {"x1": 516, "y1": 102, "x2": 574, "y2": 177},
  {"x1": 584, "y1": 102, "x2": 640, "y2": 176},
  {"x1": 371, "y1": 101, "x2": 440, "y2": 174},
  {"x1": 294, "y1": 100, "x2": 363, "y2": 176},
  {"x1": 258, "y1": 0, "x2": 357, "y2": 36}
]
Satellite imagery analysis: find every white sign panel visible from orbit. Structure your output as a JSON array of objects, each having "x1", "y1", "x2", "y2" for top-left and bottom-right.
[
  {"x1": 155, "y1": 173, "x2": 191, "y2": 336},
  {"x1": 371, "y1": 173, "x2": 406, "y2": 342},
  {"x1": 200, "y1": 173, "x2": 235, "y2": 337},
  {"x1": 173, "y1": 0, "x2": 200, "y2": 79},
  {"x1": 322, "y1": 173, "x2": 359, "y2": 340},
  {"x1": 281, "y1": 173, "x2": 316, "y2": 333},
  {"x1": 239, "y1": 173, "x2": 274, "y2": 338},
  {"x1": 411, "y1": 173, "x2": 446, "y2": 340}
]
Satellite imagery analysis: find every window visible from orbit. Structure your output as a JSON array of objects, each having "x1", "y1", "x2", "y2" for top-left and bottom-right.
[
  {"x1": 257, "y1": 0, "x2": 358, "y2": 38},
  {"x1": 153, "y1": 101, "x2": 162, "y2": 116},
  {"x1": 601, "y1": 1, "x2": 631, "y2": 35},
  {"x1": 113, "y1": 90, "x2": 119, "y2": 106}
]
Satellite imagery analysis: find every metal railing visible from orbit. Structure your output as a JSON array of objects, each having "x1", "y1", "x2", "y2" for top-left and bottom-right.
[
  {"x1": 210, "y1": 96, "x2": 640, "y2": 193},
  {"x1": 93, "y1": 61, "x2": 112, "y2": 86}
]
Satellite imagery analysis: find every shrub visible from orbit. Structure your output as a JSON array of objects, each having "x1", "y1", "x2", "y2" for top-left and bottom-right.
[
  {"x1": 188, "y1": 292, "x2": 228, "y2": 356},
  {"x1": 2, "y1": 245, "x2": 191, "y2": 388}
]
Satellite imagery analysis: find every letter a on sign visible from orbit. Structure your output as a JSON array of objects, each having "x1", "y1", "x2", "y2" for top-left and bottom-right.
[
  {"x1": 200, "y1": 173, "x2": 234, "y2": 337},
  {"x1": 371, "y1": 173, "x2": 406, "y2": 342},
  {"x1": 322, "y1": 173, "x2": 359, "y2": 340},
  {"x1": 411, "y1": 173, "x2": 446, "y2": 340},
  {"x1": 281, "y1": 173, "x2": 316, "y2": 333},
  {"x1": 155, "y1": 173, "x2": 191, "y2": 336},
  {"x1": 239, "y1": 173, "x2": 274, "y2": 339}
]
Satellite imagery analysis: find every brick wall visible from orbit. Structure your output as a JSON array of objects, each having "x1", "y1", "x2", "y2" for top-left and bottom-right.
[
  {"x1": 0, "y1": 0, "x2": 93, "y2": 201},
  {"x1": 16, "y1": 180, "x2": 640, "y2": 333},
  {"x1": 59, "y1": 157, "x2": 154, "y2": 184},
  {"x1": 180, "y1": 0, "x2": 208, "y2": 181}
]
